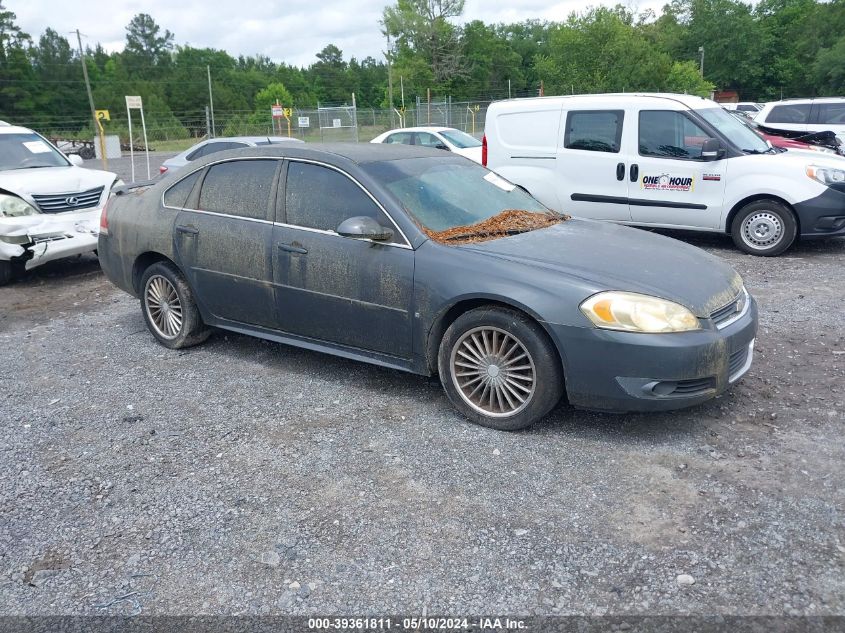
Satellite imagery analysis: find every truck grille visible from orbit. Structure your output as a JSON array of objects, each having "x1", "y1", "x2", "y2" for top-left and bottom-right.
[{"x1": 32, "y1": 186, "x2": 104, "y2": 213}]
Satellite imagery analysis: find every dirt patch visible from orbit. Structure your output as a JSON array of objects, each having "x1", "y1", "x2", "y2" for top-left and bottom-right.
[{"x1": 422, "y1": 209, "x2": 567, "y2": 244}]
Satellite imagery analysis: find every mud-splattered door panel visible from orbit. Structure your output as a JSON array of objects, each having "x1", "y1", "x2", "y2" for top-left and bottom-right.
[{"x1": 271, "y1": 226, "x2": 413, "y2": 357}]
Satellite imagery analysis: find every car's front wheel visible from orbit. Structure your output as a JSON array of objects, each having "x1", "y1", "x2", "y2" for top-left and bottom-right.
[
  {"x1": 731, "y1": 199, "x2": 797, "y2": 256},
  {"x1": 438, "y1": 307, "x2": 564, "y2": 431},
  {"x1": 140, "y1": 261, "x2": 210, "y2": 349}
]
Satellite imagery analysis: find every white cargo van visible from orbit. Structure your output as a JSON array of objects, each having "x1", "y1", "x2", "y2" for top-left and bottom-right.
[{"x1": 483, "y1": 93, "x2": 845, "y2": 256}]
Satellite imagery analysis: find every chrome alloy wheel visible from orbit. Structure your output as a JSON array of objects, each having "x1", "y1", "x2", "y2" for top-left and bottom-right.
[
  {"x1": 144, "y1": 275, "x2": 183, "y2": 339},
  {"x1": 741, "y1": 211, "x2": 783, "y2": 250},
  {"x1": 450, "y1": 326, "x2": 536, "y2": 418}
]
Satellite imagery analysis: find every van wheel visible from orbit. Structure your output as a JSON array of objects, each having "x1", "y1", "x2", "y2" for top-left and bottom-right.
[
  {"x1": 0, "y1": 260, "x2": 12, "y2": 286},
  {"x1": 731, "y1": 200, "x2": 797, "y2": 256},
  {"x1": 140, "y1": 261, "x2": 210, "y2": 349},
  {"x1": 438, "y1": 307, "x2": 564, "y2": 431}
]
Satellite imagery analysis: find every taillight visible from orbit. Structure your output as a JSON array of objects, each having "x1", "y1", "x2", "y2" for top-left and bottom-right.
[
  {"x1": 99, "y1": 198, "x2": 109, "y2": 235},
  {"x1": 159, "y1": 165, "x2": 168, "y2": 175},
  {"x1": 482, "y1": 134, "x2": 487, "y2": 167}
]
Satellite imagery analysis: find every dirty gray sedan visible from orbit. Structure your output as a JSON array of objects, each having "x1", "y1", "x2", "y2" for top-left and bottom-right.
[{"x1": 98, "y1": 144, "x2": 757, "y2": 430}]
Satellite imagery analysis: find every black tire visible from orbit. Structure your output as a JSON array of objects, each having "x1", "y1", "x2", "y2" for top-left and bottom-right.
[
  {"x1": 79, "y1": 147, "x2": 95, "y2": 160},
  {"x1": 139, "y1": 261, "x2": 210, "y2": 349},
  {"x1": 437, "y1": 306, "x2": 564, "y2": 431},
  {"x1": 730, "y1": 199, "x2": 797, "y2": 256},
  {"x1": 0, "y1": 260, "x2": 13, "y2": 286}
]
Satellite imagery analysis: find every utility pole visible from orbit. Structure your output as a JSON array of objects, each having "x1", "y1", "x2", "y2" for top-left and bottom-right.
[
  {"x1": 699, "y1": 46, "x2": 705, "y2": 77},
  {"x1": 207, "y1": 65, "x2": 215, "y2": 138},
  {"x1": 75, "y1": 29, "x2": 105, "y2": 170},
  {"x1": 386, "y1": 32, "x2": 394, "y2": 124},
  {"x1": 508, "y1": 79, "x2": 511, "y2": 99}
]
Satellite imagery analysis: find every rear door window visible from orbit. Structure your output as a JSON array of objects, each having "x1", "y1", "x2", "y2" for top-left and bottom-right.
[
  {"x1": 638, "y1": 111, "x2": 710, "y2": 159},
  {"x1": 197, "y1": 159, "x2": 277, "y2": 220},
  {"x1": 766, "y1": 104, "x2": 810, "y2": 124},
  {"x1": 814, "y1": 103, "x2": 845, "y2": 125},
  {"x1": 564, "y1": 110, "x2": 624, "y2": 153},
  {"x1": 414, "y1": 132, "x2": 443, "y2": 148},
  {"x1": 385, "y1": 132, "x2": 412, "y2": 145}
]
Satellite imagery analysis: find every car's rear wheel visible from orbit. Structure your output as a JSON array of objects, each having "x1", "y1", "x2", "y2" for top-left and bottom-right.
[
  {"x1": 438, "y1": 307, "x2": 563, "y2": 431},
  {"x1": 0, "y1": 260, "x2": 13, "y2": 286},
  {"x1": 140, "y1": 261, "x2": 210, "y2": 349},
  {"x1": 731, "y1": 199, "x2": 797, "y2": 256}
]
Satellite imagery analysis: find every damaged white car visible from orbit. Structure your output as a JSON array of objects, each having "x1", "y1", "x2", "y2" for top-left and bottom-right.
[{"x1": 0, "y1": 122, "x2": 120, "y2": 285}]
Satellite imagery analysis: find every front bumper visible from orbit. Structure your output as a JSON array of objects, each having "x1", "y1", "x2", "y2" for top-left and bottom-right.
[
  {"x1": 794, "y1": 187, "x2": 845, "y2": 239},
  {"x1": 0, "y1": 208, "x2": 100, "y2": 269},
  {"x1": 547, "y1": 296, "x2": 759, "y2": 413}
]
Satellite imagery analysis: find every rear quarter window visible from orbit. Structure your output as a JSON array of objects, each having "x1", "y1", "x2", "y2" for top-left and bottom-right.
[{"x1": 163, "y1": 170, "x2": 202, "y2": 208}]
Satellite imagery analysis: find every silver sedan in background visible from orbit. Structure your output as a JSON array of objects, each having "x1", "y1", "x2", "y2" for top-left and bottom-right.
[{"x1": 158, "y1": 136, "x2": 304, "y2": 176}]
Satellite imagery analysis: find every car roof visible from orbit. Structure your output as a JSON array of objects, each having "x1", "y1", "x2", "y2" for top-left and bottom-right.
[
  {"x1": 490, "y1": 92, "x2": 717, "y2": 111},
  {"x1": 381, "y1": 126, "x2": 457, "y2": 134},
  {"x1": 194, "y1": 142, "x2": 455, "y2": 165},
  {"x1": 200, "y1": 136, "x2": 302, "y2": 143},
  {"x1": 0, "y1": 124, "x2": 36, "y2": 135}
]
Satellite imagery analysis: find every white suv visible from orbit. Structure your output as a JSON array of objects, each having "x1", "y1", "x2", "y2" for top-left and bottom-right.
[
  {"x1": 0, "y1": 122, "x2": 119, "y2": 285},
  {"x1": 755, "y1": 98, "x2": 845, "y2": 145}
]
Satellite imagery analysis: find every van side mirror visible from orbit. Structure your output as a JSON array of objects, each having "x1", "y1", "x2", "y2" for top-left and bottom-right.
[
  {"x1": 336, "y1": 216, "x2": 394, "y2": 241},
  {"x1": 701, "y1": 138, "x2": 725, "y2": 161}
]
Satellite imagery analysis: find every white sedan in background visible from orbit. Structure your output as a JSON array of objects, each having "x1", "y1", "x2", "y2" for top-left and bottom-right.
[{"x1": 370, "y1": 127, "x2": 483, "y2": 163}]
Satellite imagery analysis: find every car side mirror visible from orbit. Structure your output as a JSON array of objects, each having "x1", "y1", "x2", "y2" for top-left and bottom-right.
[
  {"x1": 67, "y1": 154, "x2": 84, "y2": 167},
  {"x1": 336, "y1": 216, "x2": 394, "y2": 241},
  {"x1": 435, "y1": 143, "x2": 450, "y2": 151},
  {"x1": 701, "y1": 138, "x2": 726, "y2": 161}
]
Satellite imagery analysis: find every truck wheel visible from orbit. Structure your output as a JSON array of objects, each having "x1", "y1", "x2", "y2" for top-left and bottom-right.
[
  {"x1": 438, "y1": 307, "x2": 564, "y2": 431},
  {"x1": 79, "y1": 147, "x2": 95, "y2": 160},
  {"x1": 140, "y1": 261, "x2": 210, "y2": 349},
  {"x1": 731, "y1": 200, "x2": 797, "y2": 256},
  {"x1": 0, "y1": 260, "x2": 12, "y2": 286}
]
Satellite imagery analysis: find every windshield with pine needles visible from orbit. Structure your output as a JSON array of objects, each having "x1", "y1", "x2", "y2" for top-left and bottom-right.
[{"x1": 365, "y1": 158, "x2": 564, "y2": 243}]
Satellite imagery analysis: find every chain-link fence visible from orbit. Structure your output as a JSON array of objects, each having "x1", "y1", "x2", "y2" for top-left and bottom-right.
[{"x1": 18, "y1": 97, "x2": 492, "y2": 154}]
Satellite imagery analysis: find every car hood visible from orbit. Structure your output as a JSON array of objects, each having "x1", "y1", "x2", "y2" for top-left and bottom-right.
[
  {"x1": 457, "y1": 219, "x2": 743, "y2": 317},
  {"x1": 453, "y1": 146, "x2": 483, "y2": 163},
  {"x1": 0, "y1": 166, "x2": 116, "y2": 199}
]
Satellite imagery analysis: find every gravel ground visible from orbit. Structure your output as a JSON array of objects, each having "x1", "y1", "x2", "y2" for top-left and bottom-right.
[{"x1": 0, "y1": 228, "x2": 843, "y2": 618}]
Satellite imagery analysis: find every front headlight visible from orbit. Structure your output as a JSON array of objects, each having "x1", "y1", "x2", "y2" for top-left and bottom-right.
[
  {"x1": 806, "y1": 164, "x2": 845, "y2": 186},
  {"x1": 0, "y1": 193, "x2": 40, "y2": 218},
  {"x1": 580, "y1": 291, "x2": 700, "y2": 333}
]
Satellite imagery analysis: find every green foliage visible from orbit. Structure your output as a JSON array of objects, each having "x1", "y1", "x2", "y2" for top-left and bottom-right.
[{"x1": 3, "y1": 0, "x2": 845, "y2": 138}]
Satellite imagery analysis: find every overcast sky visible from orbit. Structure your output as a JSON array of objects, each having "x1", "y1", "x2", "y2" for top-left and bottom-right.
[{"x1": 11, "y1": 0, "x2": 662, "y2": 68}]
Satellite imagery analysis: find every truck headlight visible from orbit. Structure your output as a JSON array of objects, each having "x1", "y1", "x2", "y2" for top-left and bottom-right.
[
  {"x1": 0, "y1": 193, "x2": 40, "y2": 218},
  {"x1": 806, "y1": 165, "x2": 845, "y2": 186},
  {"x1": 580, "y1": 291, "x2": 700, "y2": 333}
]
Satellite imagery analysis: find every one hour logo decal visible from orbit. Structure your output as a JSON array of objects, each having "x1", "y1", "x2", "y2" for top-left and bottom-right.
[{"x1": 641, "y1": 173, "x2": 694, "y2": 192}]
